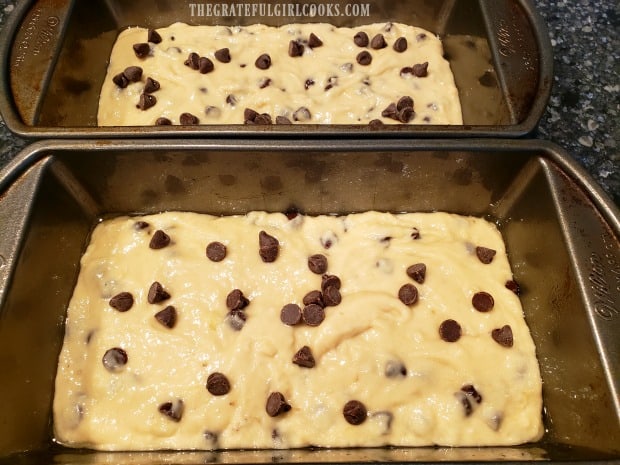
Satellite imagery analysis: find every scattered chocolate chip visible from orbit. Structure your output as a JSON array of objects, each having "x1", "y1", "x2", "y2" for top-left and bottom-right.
[
  {"x1": 144, "y1": 77, "x2": 160, "y2": 93},
  {"x1": 206, "y1": 241, "x2": 227, "y2": 262},
  {"x1": 411, "y1": 227, "x2": 421, "y2": 240},
  {"x1": 276, "y1": 115, "x2": 292, "y2": 124},
  {"x1": 266, "y1": 392, "x2": 291, "y2": 417},
  {"x1": 456, "y1": 391, "x2": 472, "y2": 416},
  {"x1": 382, "y1": 102, "x2": 398, "y2": 119},
  {"x1": 292, "y1": 345, "x2": 315, "y2": 368},
  {"x1": 369, "y1": 119, "x2": 384, "y2": 129},
  {"x1": 226, "y1": 309, "x2": 246, "y2": 330},
  {"x1": 423, "y1": 116, "x2": 432, "y2": 122},
  {"x1": 124, "y1": 66, "x2": 143, "y2": 82},
  {"x1": 439, "y1": 319, "x2": 462, "y2": 342},
  {"x1": 259, "y1": 231, "x2": 279, "y2": 262},
  {"x1": 398, "y1": 283, "x2": 418, "y2": 305},
  {"x1": 149, "y1": 230, "x2": 170, "y2": 249},
  {"x1": 308, "y1": 33, "x2": 323, "y2": 48},
  {"x1": 406, "y1": 263, "x2": 426, "y2": 284},
  {"x1": 109, "y1": 292, "x2": 134, "y2": 312},
  {"x1": 412, "y1": 62, "x2": 429, "y2": 77},
  {"x1": 462, "y1": 384, "x2": 483, "y2": 404},
  {"x1": 102, "y1": 347, "x2": 128, "y2": 372},
  {"x1": 112, "y1": 72, "x2": 129, "y2": 88},
  {"x1": 148, "y1": 29, "x2": 162, "y2": 44},
  {"x1": 155, "y1": 305, "x2": 177, "y2": 328},
  {"x1": 255, "y1": 53, "x2": 272, "y2": 70},
  {"x1": 505, "y1": 280, "x2": 521, "y2": 295},
  {"x1": 400, "y1": 66, "x2": 414, "y2": 77},
  {"x1": 353, "y1": 31, "x2": 369, "y2": 47},
  {"x1": 226, "y1": 94, "x2": 237, "y2": 106},
  {"x1": 492, "y1": 325, "x2": 514, "y2": 347},
  {"x1": 370, "y1": 33, "x2": 387, "y2": 49},
  {"x1": 288, "y1": 40, "x2": 304, "y2": 57},
  {"x1": 475, "y1": 246, "x2": 496, "y2": 264},
  {"x1": 204, "y1": 430, "x2": 218, "y2": 444},
  {"x1": 158, "y1": 399, "x2": 184, "y2": 422},
  {"x1": 393, "y1": 37, "x2": 408, "y2": 52},
  {"x1": 199, "y1": 56, "x2": 214, "y2": 74},
  {"x1": 155, "y1": 117, "x2": 172, "y2": 125},
  {"x1": 207, "y1": 372, "x2": 231, "y2": 396},
  {"x1": 324, "y1": 76, "x2": 337, "y2": 91},
  {"x1": 397, "y1": 96, "x2": 414, "y2": 111},
  {"x1": 137, "y1": 93, "x2": 157, "y2": 110},
  {"x1": 343, "y1": 400, "x2": 367, "y2": 425},
  {"x1": 214, "y1": 47, "x2": 231, "y2": 63},
  {"x1": 303, "y1": 290, "x2": 324, "y2": 307},
  {"x1": 304, "y1": 79, "x2": 315, "y2": 89},
  {"x1": 398, "y1": 107, "x2": 414, "y2": 123},
  {"x1": 280, "y1": 303, "x2": 302, "y2": 325},
  {"x1": 472, "y1": 292, "x2": 494, "y2": 312},
  {"x1": 259, "y1": 77, "x2": 272, "y2": 89},
  {"x1": 179, "y1": 112, "x2": 199, "y2": 125},
  {"x1": 133, "y1": 42, "x2": 150, "y2": 58},
  {"x1": 323, "y1": 286, "x2": 342, "y2": 307},
  {"x1": 308, "y1": 254, "x2": 328, "y2": 274},
  {"x1": 184, "y1": 52, "x2": 200, "y2": 69},
  {"x1": 134, "y1": 221, "x2": 150, "y2": 230},
  {"x1": 244, "y1": 108, "x2": 259, "y2": 123},
  {"x1": 302, "y1": 304, "x2": 325, "y2": 326},
  {"x1": 293, "y1": 106, "x2": 311, "y2": 122},
  {"x1": 226, "y1": 289, "x2": 249, "y2": 311},
  {"x1": 356, "y1": 51, "x2": 372, "y2": 66},
  {"x1": 385, "y1": 360, "x2": 407, "y2": 378},
  {"x1": 320, "y1": 232, "x2": 338, "y2": 249},
  {"x1": 204, "y1": 105, "x2": 221, "y2": 118},
  {"x1": 148, "y1": 281, "x2": 171, "y2": 304}
]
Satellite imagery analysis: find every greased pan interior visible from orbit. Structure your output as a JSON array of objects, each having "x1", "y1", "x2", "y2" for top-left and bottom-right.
[
  {"x1": 0, "y1": 139, "x2": 618, "y2": 464},
  {"x1": 0, "y1": 0, "x2": 552, "y2": 138}
]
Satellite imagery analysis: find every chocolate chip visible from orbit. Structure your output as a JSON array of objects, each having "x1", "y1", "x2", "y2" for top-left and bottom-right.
[
  {"x1": 276, "y1": 116, "x2": 292, "y2": 124},
  {"x1": 199, "y1": 56, "x2": 214, "y2": 74},
  {"x1": 353, "y1": 31, "x2": 369, "y2": 47},
  {"x1": 393, "y1": 37, "x2": 408, "y2": 52},
  {"x1": 207, "y1": 372, "x2": 231, "y2": 396},
  {"x1": 472, "y1": 292, "x2": 494, "y2": 312},
  {"x1": 184, "y1": 52, "x2": 200, "y2": 69},
  {"x1": 382, "y1": 102, "x2": 398, "y2": 119},
  {"x1": 226, "y1": 289, "x2": 249, "y2": 310},
  {"x1": 439, "y1": 319, "x2": 461, "y2": 342},
  {"x1": 109, "y1": 292, "x2": 134, "y2": 312},
  {"x1": 137, "y1": 93, "x2": 157, "y2": 110},
  {"x1": 385, "y1": 360, "x2": 407, "y2": 378},
  {"x1": 321, "y1": 274, "x2": 341, "y2": 292},
  {"x1": 102, "y1": 347, "x2": 128, "y2": 372},
  {"x1": 324, "y1": 76, "x2": 337, "y2": 91},
  {"x1": 259, "y1": 77, "x2": 272, "y2": 89},
  {"x1": 124, "y1": 66, "x2": 143, "y2": 82},
  {"x1": 343, "y1": 400, "x2": 367, "y2": 425},
  {"x1": 308, "y1": 254, "x2": 328, "y2": 274},
  {"x1": 462, "y1": 384, "x2": 483, "y2": 404},
  {"x1": 214, "y1": 47, "x2": 231, "y2": 63},
  {"x1": 492, "y1": 325, "x2": 514, "y2": 347},
  {"x1": 259, "y1": 230, "x2": 279, "y2": 262},
  {"x1": 148, "y1": 281, "x2": 170, "y2": 304},
  {"x1": 304, "y1": 79, "x2": 315, "y2": 89},
  {"x1": 158, "y1": 399, "x2": 184, "y2": 422},
  {"x1": 149, "y1": 229, "x2": 170, "y2": 249},
  {"x1": 266, "y1": 392, "x2": 291, "y2": 417},
  {"x1": 156, "y1": 117, "x2": 172, "y2": 125},
  {"x1": 204, "y1": 241, "x2": 226, "y2": 262},
  {"x1": 397, "y1": 96, "x2": 414, "y2": 111},
  {"x1": 412, "y1": 62, "x2": 429, "y2": 77},
  {"x1": 505, "y1": 280, "x2": 521, "y2": 295},
  {"x1": 303, "y1": 290, "x2": 324, "y2": 307},
  {"x1": 288, "y1": 40, "x2": 304, "y2": 57},
  {"x1": 113, "y1": 73, "x2": 129, "y2": 88},
  {"x1": 155, "y1": 305, "x2": 177, "y2": 328},
  {"x1": 255, "y1": 53, "x2": 271, "y2": 70},
  {"x1": 308, "y1": 33, "x2": 323, "y2": 48},
  {"x1": 144, "y1": 77, "x2": 160, "y2": 94},
  {"x1": 323, "y1": 286, "x2": 341, "y2": 307},
  {"x1": 179, "y1": 112, "x2": 199, "y2": 125},
  {"x1": 302, "y1": 304, "x2": 325, "y2": 326},
  {"x1": 398, "y1": 283, "x2": 418, "y2": 305},
  {"x1": 475, "y1": 246, "x2": 496, "y2": 264},
  {"x1": 406, "y1": 263, "x2": 426, "y2": 284},
  {"x1": 148, "y1": 29, "x2": 162, "y2": 44},
  {"x1": 293, "y1": 106, "x2": 311, "y2": 122},
  {"x1": 370, "y1": 33, "x2": 387, "y2": 49},
  {"x1": 134, "y1": 221, "x2": 150, "y2": 230},
  {"x1": 369, "y1": 119, "x2": 384, "y2": 129},
  {"x1": 398, "y1": 107, "x2": 414, "y2": 123},
  {"x1": 226, "y1": 309, "x2": 246, "y2": 330},
  {"x1": 400, "y1": 66, "x2": 414, "y2": 77},
  {"x1": 204, "y1": 430, "x2": 218, "y2": 444},
  {"x1": 456, "y1": 391, "x2": 472, "y2": 416},
  {"x1": 411, "y1": 227, "x2": 421, "y2": 240},
  {"x1": 226, "y1": 94, "x2": 237, "y2": 106},
  {"x1": 133, "y1": 42, "x2": 150, "y2": 58},
  {"x1": 356, "y1": 51, "x2": 372, "y2": 66},
  {"x1": 280, "y1": 303, "x2": 302, "y2": 325},
  {"x1": 292, "y1": 345, "x2": 315, "y2": 368},
  {"x1": 244, "y1": 108, "x2": 259, "y2": 123}
]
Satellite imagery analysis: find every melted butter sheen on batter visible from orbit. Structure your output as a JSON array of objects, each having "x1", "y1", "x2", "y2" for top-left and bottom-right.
[
  {"x1": 54, "y1": 212, "x2": 542, "y2": 450},
  {"x1": 97, "y1": 23, "x2": 463, "y2": 125}
]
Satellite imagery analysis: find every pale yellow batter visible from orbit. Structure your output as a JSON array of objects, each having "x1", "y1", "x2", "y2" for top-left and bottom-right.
[
  {"x1": 97, "y1": 23, "x2": 463, "y2": 125},
  {"x1": 54, "y1": 211, "x2": 542, "y2": 450}
]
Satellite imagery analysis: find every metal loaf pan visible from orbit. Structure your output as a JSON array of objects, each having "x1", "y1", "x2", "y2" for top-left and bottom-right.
[
  {"x1": 0, "y1": 0, "x2": 552, "y2": 138},
  {"x1": 0, "y1": 139, "x2": 618, "y2": 464}
]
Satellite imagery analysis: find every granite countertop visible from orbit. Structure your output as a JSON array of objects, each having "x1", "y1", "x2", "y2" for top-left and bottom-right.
[{"x1": 0, "y1": 0, "x2": 617, "y2": 205}]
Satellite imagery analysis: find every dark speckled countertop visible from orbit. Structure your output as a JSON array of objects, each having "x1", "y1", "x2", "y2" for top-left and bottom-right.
[{"x1": 0, "y1": 0, "x2": 617, "y2": 205}]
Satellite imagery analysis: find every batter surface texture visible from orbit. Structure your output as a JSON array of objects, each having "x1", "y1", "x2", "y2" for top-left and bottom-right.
[{"x1": 54, "y1": 211, "x2": 542, "y2": 450}]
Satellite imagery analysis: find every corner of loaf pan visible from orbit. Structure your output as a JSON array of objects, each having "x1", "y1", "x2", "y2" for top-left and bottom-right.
[
  {"x1": 0, "y1": 0, "x2": 551, "y2": 138},
  {"x1": 0, "y1": 139, "x2": 617, "y2": 464}
]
